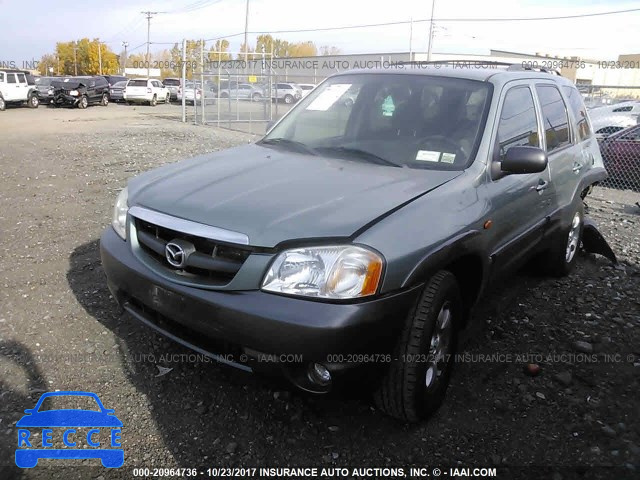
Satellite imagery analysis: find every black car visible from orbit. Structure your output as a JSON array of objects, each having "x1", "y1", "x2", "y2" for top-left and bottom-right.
[
  {"x1": 35, "y1": 77, "x2": 56, "y2": 104},
  {"x1": 52, "y1": 76, "x2": 110, "y2": 108},
  {"x1": 102, "y1": 75, "x2": 128, "y2": 88}
]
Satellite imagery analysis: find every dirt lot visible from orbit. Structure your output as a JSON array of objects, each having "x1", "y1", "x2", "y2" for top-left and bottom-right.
[{"x1": 0, "y1": 104, "x2": 638, "y2": 480}]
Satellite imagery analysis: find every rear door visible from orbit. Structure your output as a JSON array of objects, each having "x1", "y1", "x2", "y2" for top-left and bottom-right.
[
  {"x1": 16, "y1": 73, "x2": 30, "y2": 101},
  {"x1": 534, "y1": 83, "x2": 579, "y2": 233},
  {"x1": 486, "y1": 82, "x2": 552, "y2": 277}
]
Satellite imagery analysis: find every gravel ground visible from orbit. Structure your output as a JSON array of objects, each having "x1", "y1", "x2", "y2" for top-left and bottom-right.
[{"x1": 0, "y1": 105, "x2": 638, "y2": 480}]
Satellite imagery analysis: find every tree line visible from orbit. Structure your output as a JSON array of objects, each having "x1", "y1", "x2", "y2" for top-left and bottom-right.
[{"x1": 37, "y1": 35, "x2": 341, "y2": 77}]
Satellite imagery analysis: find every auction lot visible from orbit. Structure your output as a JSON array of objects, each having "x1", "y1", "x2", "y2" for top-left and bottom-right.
[{"x1": 0, "y1": 105, "x2": 639, "y2": 479}]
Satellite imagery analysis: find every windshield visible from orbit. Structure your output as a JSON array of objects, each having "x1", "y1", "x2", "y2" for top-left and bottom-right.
[
  {"x1": 263, "y1": 73, "x2": 492, "y2": 170},
  {"x1": 36, "y1": 77, "x2": 53, "y2": 86}
]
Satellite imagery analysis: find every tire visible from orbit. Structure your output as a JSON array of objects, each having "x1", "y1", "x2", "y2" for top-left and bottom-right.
[
  {"x1": 78, "y1": 95, "x2": 88, "y2": 109},
  {"x1": 252, "y1": 92, "x2": 262, "y2": 102},
  {"x1": 150, "y1": 95, "x2": 157, "y2": 107},
  {"x1": 538, "y1": 201, "x2": 584, "y2": 277},
  {"x1": 374, "y1": 271, "x2": 461, "y2": 422},
  {"x1": 220, "y1": 92, "x2": 228, "y2": 98},
  {"x1": 284, "y1": 94, "x2": 293, "y2": 104},
  {"x1": 0, "y1": 96, "x2": 5, "y2": 111},
  {"x1": 165, "y1": 94, "x2": 170, "y2": 104},
  {"x1": 100, "y1": 93, "x2": 109, "y2": 106},
  {"x1": 28, "y1": 93, "x2": 39, "y2": 108}
]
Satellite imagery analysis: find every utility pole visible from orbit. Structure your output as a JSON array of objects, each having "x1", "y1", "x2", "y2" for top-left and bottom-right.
[
  {"x1": 73, "y1": 41, "x2": 78, "y2": 75},
  {"x1": 409, "y1": 17, "x2": 413, "y2": 63},
  {"x1": 427, "y1": 0, "x2": 436, "y2": 61},
  {"x1": 142, "y1": 11, "x2": 161, "y2": 78},
  {"x1": 243, "y1": 0, "x2": 250, "y2": 64},
  {"x1": 121, "y1": 41, "x2": 129, "y2": 75},
  {"x1": 98, "y1": 39, "x2": 103, "y2": 75}
]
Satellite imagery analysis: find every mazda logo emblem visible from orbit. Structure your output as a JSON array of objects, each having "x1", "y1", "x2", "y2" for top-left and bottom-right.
[{"x1": 164, "y1": 239, "x2": 195, "y2": 268}]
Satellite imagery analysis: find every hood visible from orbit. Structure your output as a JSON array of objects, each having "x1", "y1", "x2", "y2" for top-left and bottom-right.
[{"x1": 128, "y1": 144, "x2": 462, "y2": 247}]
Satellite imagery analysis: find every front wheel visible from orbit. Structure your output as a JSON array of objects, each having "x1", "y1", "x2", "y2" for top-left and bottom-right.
[
  {"x1": 0, "y1": 96, "x2": 5, "y2": 111},
  {"x1": 100, "y1": 93, "x2": 109, "y2": 106},
  {"x1": 165, "y1": 94, "x2": 170, "y2": 103},
  {"x1": 284, "y1": 94, "x2": 293, "y2": 104},
  {"x1": 150, "y1": 95, "x2": 157, "y2": 107},
  {"x1": 374, "y1": 270, "x2": 461, "y2": 422},
  {"x1": 28, "y1": 93, "x2": 39, "y2": 108},
  {"x1": 78, "y1": 95, "x2": 88, "y2": 109}
]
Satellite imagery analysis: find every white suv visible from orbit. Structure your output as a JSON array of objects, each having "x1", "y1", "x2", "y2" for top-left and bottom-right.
[
  {"x1": 123, "y1": 79, "x2": 170, "y2": 106},
  {"x1": 0, "y1": 69, "x2": 39, "y2": 111}
]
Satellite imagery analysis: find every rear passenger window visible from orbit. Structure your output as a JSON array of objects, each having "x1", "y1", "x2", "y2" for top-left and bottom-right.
[
  {"x1": 7, "y1": 74, "x2": 16, "y2": 84},
  {"x1": 536, "y1": 85, "x2": 570, "y2": 152},
  {"x1": 563, "y1": 86, "x2": 592, "y2": 141},
  {"x1": 496, "y1": 87, "x2": 540, "y2": 161}
]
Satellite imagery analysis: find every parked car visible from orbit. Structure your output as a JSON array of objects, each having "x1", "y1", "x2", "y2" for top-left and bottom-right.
[
  {"x1": 297, "y1": 83, "x2": 316, "y2": 97},
  {"x1": 101, "y1": 67, "x2": 608, "y2": 422},
  {"x1": 0, "y1": 69, "x2": 39, "y2": 110},
  {"x1": 178, "y1": 82, "x2": 216, "y2": 105},
  {"x1": 109, "y1": 81, "x2": 127, "y2": 103},
  {"x1": 123, "y1": 78, "x2": 170, "y2": 106},
  {"x1": 101, "y1": 75, "x2": 128, "y2": 88},
  {"x1": 163, "y1": 77, "x2": 181, "y2": 101},
  {"x1": 599, "y1": 124, "x2": 640, "y2": 189},
  {"x1": 51, "y1": 76, "x2": 110, "y2": 108},
  {"x1": 219, "y1": 83, "x2": 264, "y2": 101},
  {"x1": 271, "y1": 82, "x2": 302, "y2": 104},
  {"x1": 34, "y1": 76, "x2": 56, "y2": 104},
  {"x1": 589, "y1": 101, "x2": 640, "y2": 138}
]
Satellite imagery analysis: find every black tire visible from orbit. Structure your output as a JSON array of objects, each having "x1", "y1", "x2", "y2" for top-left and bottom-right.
[
  {"x1": 374, "y1": 271, "x2": 461, "y2": 422},
  {"x1": 78, "y1": 95, "x2": 88, "y2": 109},
  {"x1": 100, "y1": 93, "x2": 109, "y2": 106},
  {"x1": 220, "y1": 92, "x2": 228, "y2": 98},
  {"x1": 150, "y1": 95, "x2": 157, "y2": 107},
  {"x1": 284, "y1": 94, "x2": 293, "y2": 104},
  {"x1": 0, "y1": 96, "x2": 5, "y2": 111},
  {"x1": 165, "y1": 94, "x2": 170, "y2": 104},
  {"x1": 28, "y1": 93, "x2": 39, "y2": 108},
  {"x1": 252, "y1": 92, "x2": 262, "y2": 102},
  {"x1": 538, "y1": 201, "x2": 584, "y2": 277}
]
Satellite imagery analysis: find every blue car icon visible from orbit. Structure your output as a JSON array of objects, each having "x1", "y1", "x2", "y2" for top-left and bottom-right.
[{"x1": 15, "y1": 391, "x2": 123, "y2": 468}]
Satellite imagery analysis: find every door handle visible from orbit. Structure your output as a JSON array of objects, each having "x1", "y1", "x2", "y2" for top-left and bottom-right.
[
  {"x1": 572, "y1": 162, "x2": 583, "y2": 173},
  {"x1": 534, "y1": 179, "x2": 549, "y2": 192}
]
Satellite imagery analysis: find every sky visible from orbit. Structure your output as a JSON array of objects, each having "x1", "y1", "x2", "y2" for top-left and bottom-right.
[{"x1": 1, "y1": 0, "x2": 639, "y2": 63}]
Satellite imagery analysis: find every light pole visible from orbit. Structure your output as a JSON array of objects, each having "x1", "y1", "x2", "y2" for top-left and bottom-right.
[
  {"x1": 122, "y1": 41, "x2": 129, "y2": 75},
  {"x1": 243, "y1": 0, "x2": 250, "y2": 63},
  {"x1": 427, "y1": 0, "x2": 436, "y2": 61},
  {"x1": 73, "y1": 41, "x2": 78, "y2": 75},
  {"x1": 98, "y1": 39, "x2": 103, "y2": 75}
]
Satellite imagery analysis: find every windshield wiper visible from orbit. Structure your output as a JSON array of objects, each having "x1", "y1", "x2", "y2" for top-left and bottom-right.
[
  {"x1": 259, "y1": 138, "x2": 317, "y2": 155},
  {"x1": 314, "y1": 146, "x2": 400, "y2": 167}
]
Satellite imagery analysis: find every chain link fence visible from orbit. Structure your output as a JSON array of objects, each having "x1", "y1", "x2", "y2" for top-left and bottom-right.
[{"x1": 580, "y1": 85, "x2": 640, "y2": 191}]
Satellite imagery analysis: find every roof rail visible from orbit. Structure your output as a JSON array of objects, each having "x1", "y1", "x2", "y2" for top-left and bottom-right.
[{"x1": 396, "y1": 60, "x2": 563, "y2": 76}]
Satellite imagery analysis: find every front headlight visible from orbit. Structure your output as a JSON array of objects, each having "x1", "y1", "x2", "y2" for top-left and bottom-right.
[
  {"x1": 69, "y1": 90, "x2": 79, "y2": 96},
  {"x1": 112, "y1": 187, "x2": 128, "y2": 240},
  {"x1": 262, "y1": 245, "x2": 383, "y2": 299}
]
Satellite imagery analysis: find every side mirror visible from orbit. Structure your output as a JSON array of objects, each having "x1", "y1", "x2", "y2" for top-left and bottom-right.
[
  {"x1": 265, "y1": 120, "x2": 276, "y2": 133},
  {"x1": 501, "y1": 146, "x2": 548, "y2": 174}
]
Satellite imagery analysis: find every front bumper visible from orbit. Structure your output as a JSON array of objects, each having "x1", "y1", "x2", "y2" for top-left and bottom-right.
[
  {"x1": 52, "y1": 93, "x2": 80, "y2": 107},
  {"x1": 100, "y1": 227, "x2": 421, "y2": 391}
]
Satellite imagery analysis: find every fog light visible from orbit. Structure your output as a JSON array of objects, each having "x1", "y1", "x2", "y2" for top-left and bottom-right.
[{"x1": 308, "y1": 363, "x2": 331, "y2": 386}]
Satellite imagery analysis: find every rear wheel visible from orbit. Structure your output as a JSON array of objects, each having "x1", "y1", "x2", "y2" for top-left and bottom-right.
[
  {"x1": 28, "y1": 93, "x2": 39, "y2": 108},
  {"x1": 252, "y1": 92, "x2": 262, "y2": 102},
  {"x1": 78, "y1": 95, "x2": 88, "y2": 109},
  {"x1": 0, "y1": 96, "x2": 5, "y2": 111},
  {"x1": 374, "y1": 270, "x2": 461, "y2": 422},
  {"x1": 539, "y1": 202, "x2": 584, "y2": 277},
  {"x1": 284, "y1": 94, "x2": 293, "y2": 104},
  {"x1": 100, "y1": 93, "x2": 109, "y2": 106}
]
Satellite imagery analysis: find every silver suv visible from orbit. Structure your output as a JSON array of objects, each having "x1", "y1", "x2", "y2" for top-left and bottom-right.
[{"x1": 271, "y1": 83, "x2": 302, "y2": 104}]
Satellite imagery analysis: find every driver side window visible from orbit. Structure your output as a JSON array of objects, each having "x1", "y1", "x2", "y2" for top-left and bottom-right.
[{"x1": 496, "y1": 86, "x2": 540, "y2": 161}]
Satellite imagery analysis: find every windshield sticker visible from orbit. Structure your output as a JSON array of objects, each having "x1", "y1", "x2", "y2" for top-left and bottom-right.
[
  {"x1": 441, "y1": 152, "x2": 456, "y2": 164},
  {"x1": 416, "y1": 150, "x2": 441, "y2": 162},
  {"x1": 382, "y1": 95, "x2": 395, "y2": 116},
  {"x1": 306, "y1": 84, "x2": 352, "y2": 111}
]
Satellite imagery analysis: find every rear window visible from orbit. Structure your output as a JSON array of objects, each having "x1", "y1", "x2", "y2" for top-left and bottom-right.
[
  {"x1": 562, "y1": 86, "x2": 592, "y2": 142},
  {"x1": 163, "y1": 78, "x2": 180, "y2": 86},
  {"x1": 128, "y1": 79, "x2": 148, "y2": 87},
  {"x1": 300, "y1": 85, "x2": 314, "y2": 90},
  {"x1": 536, "y1": 85, "x2": 570, "y2": 152}
]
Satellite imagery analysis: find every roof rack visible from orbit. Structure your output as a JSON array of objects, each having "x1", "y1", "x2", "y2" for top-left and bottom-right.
[{"x1": 396, "y1": 60, "x2": 562, "y2": 76}]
